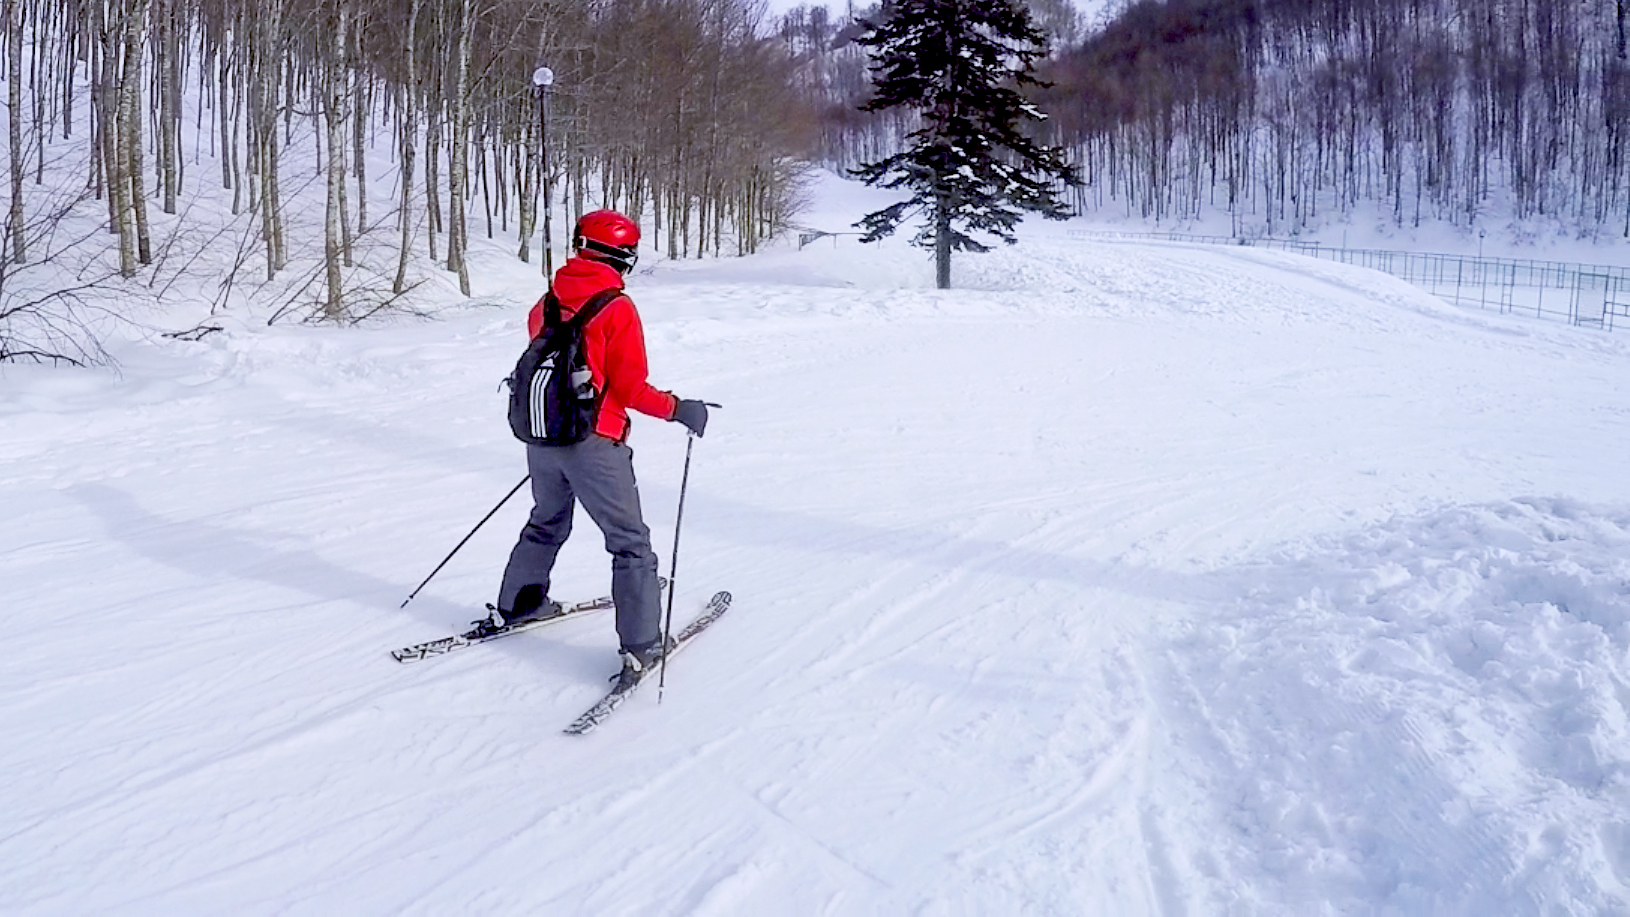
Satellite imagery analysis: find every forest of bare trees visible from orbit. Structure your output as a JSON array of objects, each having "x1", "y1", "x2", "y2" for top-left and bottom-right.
[
  {"x1": 1041, "y1": 0, "x2": 1630, "y2": 236},
  {"x1": 11, "y1": 0, "x2": 1630, "y2": 361},
  {"x1": 1, "y1": 0, "x2": 813, "y2": 351},
  {"x1": 781, "y1": 0, "x2": 1630, "y2": 240}
]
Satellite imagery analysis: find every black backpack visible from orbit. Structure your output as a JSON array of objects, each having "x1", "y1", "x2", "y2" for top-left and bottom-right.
[{"x1": 507, "y1": 287, "x2": 624, "y2": 445}]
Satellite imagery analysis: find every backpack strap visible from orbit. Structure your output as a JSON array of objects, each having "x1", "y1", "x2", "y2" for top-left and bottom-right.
[
  {"x1": 538, "y1": 287, "x2": 623, "y2": 336},
  {"x1": 566, "y1": 287, "x2": 626, "y2": 329}
]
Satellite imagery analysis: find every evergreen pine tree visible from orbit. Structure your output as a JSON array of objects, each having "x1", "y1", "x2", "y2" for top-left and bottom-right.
[{"x1": 852, "y1": 0, "x2": 1079, "y2": 289}]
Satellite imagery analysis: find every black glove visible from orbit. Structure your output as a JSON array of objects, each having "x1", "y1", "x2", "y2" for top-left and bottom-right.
[{"x1": 672, "y1": 399, "x2": 709, "y2": 437}]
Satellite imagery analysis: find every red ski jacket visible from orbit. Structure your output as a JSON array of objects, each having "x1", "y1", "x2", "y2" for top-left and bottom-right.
[{"x1": 527, "y1": 256, "x2": 677, "y2": 442}]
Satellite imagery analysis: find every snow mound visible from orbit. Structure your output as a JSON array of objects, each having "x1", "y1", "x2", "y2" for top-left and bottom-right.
[{"x1": 1162, "y1": 498, "x2": 1630, "y2": 913}]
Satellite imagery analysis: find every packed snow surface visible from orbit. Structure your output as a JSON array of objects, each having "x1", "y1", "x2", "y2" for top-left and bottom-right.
[{"x1": 3, "y1": 176, "x2": 1629, "y2": 914}]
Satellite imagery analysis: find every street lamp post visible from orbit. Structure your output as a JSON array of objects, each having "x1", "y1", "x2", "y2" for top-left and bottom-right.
[{"x1": 532, "y1": 66, "x2": 555, "y2": 279}]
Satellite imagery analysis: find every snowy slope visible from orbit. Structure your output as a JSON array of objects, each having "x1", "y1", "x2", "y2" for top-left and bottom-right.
[{"x1": 3, "y1": 174, "x2": 1629, "y2": 914}]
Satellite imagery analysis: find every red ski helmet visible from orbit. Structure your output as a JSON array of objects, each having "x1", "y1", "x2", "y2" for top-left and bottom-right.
[{"x1": 573, "y1": 209, "x2": 640, "y2": 273}]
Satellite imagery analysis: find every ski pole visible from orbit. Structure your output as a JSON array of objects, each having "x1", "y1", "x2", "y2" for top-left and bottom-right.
[
  {"x1": 657, "y1": 435, "x2": 696, "y2": 697},
  {"x1": 400, "y1": 476, "x2": 530, "y2": 609}
]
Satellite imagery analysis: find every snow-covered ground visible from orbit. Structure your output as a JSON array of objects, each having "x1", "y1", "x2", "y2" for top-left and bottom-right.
[{"x1": 3, "y1": 172, "x2": 1629, "y2": 914}]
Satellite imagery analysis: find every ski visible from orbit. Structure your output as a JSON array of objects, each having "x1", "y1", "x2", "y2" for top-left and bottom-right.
[
  {"x1": 562, "y1": 590, "x2": 732, "y2": 736},
  {"x1": 389, "y1": 579, "x2": 666, "y2": 664}
]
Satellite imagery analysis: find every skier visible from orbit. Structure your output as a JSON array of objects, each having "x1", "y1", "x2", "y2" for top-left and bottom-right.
[{"x1": 481, "y1": 209, "x2": 710, "y2": 685}]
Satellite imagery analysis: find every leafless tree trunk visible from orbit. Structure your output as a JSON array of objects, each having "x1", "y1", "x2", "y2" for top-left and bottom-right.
[
  {"x1": 445, "y1": 0, "x2": 471, "y2": 295},
  {"x1": 392, "y1": 0, "x2": 418, "y2": 294},
  {"x1": 119, "y1": 0, "x2": 150, "y2": 265},
  {"x1": 255, "y1": 0, "x2": 284, "y2": 278},
  {"x1": 6, "y1": 0, "x2": 25, "y2": 264},
  {"x1": 101, "y1": 0, "x2": 135, "y2": 275},
  {"x1": 424, "y1": 96, "x2": 440, "y2": 262},
  {"x1": 352, "y1": 49, "x2": 367, "y2": 231},
  {"x1": 516, "y1": 94, "x2": 535, "y2": 263},
  {"x1": 322, "y1": 0, "x2": 347, "y2": 318},
  {"x1": 156, "y1": 0, "x2": 179, "y2": 214}
]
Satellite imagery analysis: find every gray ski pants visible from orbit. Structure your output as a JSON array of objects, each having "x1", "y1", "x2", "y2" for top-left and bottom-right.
[{"x1": 498, "y1": 435, "x2": 662, "y2": 651}]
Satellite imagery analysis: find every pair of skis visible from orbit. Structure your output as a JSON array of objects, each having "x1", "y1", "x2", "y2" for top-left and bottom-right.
[{"x1": 389, "y1": 588, "x2": 731, "y2": 735}]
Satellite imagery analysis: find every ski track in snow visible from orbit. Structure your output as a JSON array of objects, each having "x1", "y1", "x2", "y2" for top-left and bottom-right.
[{"x1": 3, "y1": 198, "x2": 1630, "y2": 913}]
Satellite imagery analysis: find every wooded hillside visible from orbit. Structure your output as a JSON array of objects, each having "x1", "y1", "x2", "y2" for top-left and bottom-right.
[
  {"x1": 1047, "y1": 0, "x2": 1630, "y2": 234},
  {"x1": 2, "y1": 0, "x2": 812, "y2": 329},
  {"x1": 780, "y1": 0, "x2": 1630, "y2": 238}
]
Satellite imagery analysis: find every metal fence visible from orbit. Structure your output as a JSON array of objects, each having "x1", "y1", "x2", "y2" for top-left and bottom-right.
[
  {"x1": 797, "y1": 229, "x2": 864, "y2": 249},
  {"x1": 1072, "y1": 230, "x2": 1630, "y2": 332}
]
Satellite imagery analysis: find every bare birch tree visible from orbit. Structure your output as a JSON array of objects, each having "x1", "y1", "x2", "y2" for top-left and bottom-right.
[
  {"x1": 6, "y1": 0, "x2": 24, "y2": 264},
  {"x1": 322, "y1": 0, "x2": 348, "y2": 318},
  {"x1": 444, "y1": 0, "x2": 470, "y2": 294}
]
